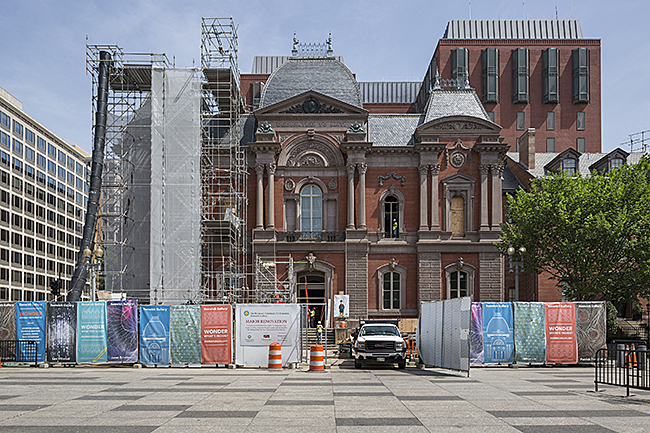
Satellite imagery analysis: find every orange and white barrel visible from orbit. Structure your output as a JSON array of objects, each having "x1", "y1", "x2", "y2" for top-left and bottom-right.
[
  {"x1": 268, "y1": 342, "x2": 282, "y2": 370},
  {"x1": 309, "y1": 344, "x2": 324, "y2": 371}
]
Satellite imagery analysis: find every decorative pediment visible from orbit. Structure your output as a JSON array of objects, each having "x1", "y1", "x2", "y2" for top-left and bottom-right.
[
  {"x1": 254, "y1": 90, "x2": 368, "y2": 117},
  {"x1": 416, "y1": 115, "x2": 501, "y2": 141},
  {"x1": 277, "y1": 133, "x2": 346, "y2": 168}
]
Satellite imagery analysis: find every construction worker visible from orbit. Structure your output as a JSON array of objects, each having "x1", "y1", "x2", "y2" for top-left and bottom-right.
[
  {"x1": 309, "y1": 307, "x2": 316, "y2": 327},
  {"x1": 317, "y1": 321, "x2": 323, "y2": 344},
  {"x1": 392, "y1": 218, "x2": 398, "y2": 236}
]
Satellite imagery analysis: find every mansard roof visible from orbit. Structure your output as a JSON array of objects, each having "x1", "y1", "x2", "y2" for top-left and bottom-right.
[
  {"x1": 259, "y1": 57, "x2": 362, "y2": 109},
  {"x1": 424, "y1": 88, "x2": 495, "y2": 124},
  {"x1": 367, "y1": 114, "x2": 424, "y2": 147}
]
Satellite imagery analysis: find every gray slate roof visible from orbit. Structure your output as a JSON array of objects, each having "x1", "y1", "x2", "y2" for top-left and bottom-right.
[
  {"x1": 358, "y1": 81, "x2": 421, "y2": 104},
  {"x1": 508, "y1": 151, "x2": 646, "y2": 178},
  {"x1": 424, "y1": 88, "x2": 493, "y2": 123},
  {"x1": 251, "y1": 55, "x2": 345, "y2": 74},
  {"x1": 502, "y1": 164, "x2": 524, "y2": 191},
  {"x1": 443, "y1": 20, "x2": 583, "y2": 40},
  {"x1": 367, "y1": 115, "x2": 424, "y2": 147},
  {"x1": 259, "y1": 58, "x2": 362, "y2": 108}
]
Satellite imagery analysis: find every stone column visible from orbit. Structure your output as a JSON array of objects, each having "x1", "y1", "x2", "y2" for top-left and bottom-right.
[
  {"x1": 479, "y1": 164, "x2": 489, "y2": 231},
  {"x1": 267, "y1": 162, "x2": 276, "y2": 229},
  {"x1": 490, "y1": 164, "x2": 503, "y2": 229},
  {"x1": 418, "y1": 165, "x2": 429, "y2": 230},
  {"x1": 346, "y1": 162, "x2": 356, "y2": 229},
  {"x1": 357, "y1": 162, "x2": 367, "y2": 229},
  {"x1": 430, "y1": 164, "x2": 440, "y2": 230},
  {"x1": 255, "y1": 164, "x2": 265, "y2": 229}
]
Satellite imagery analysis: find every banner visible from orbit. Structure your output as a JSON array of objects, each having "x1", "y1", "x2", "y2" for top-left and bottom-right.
[
  {"x1": 77, "y1": 301, "x2": 108, "y2": 363},
  {"x1": 16, "y1": 301, "x2": 46, "y2": 362},
  {"x1": 470, "y1": 302, "x2": 483, "y2": 364},
  {"x1": 0, "y1": 302, "x2": 16, "y2": 341},
  {"x1": 201, "y1": 304, "x2": 232, "y2": 364},
  {"x1": 545, "y1": 302, "x2": 577, "y2": 363},
  {"x1": 482, "y1": 302, "x2": 514, "y2": 364},
  {"x1": 513, "y1": 302, "x2": 546, "y2": 363},
  {"x1": 46, "y1": 302, "x2": 77, "y2": 363},
  {"x1": 106, "y1": 300, "x2": 138, "y2": 363},
  {"x1": 575, "y1": 301, "x2": 606, "y2": 363},
  {"x1": 333, "y1": 295, "x2": 349, "y2": 318},
  {"x1": 170, "y1": 305, "x2": 201, "y2": 364},
  {"x1": 140, "y1": 305, "x2": 170, "y2": 365}
]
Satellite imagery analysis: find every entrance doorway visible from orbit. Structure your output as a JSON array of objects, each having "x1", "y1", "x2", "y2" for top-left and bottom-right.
[{"x1": 298, "y1": 273, "x2": 325, "y2": 327}]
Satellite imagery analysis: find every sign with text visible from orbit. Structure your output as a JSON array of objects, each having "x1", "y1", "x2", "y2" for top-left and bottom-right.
[
  {"x1": 201, "y1": 304, "x2": 232, "y2": 364},
  {"x1": 77, "y1": 301, "x2": 108, "y2": 363},
  {"x1": 545, "y1": 302, "x2": 577, "y2": 364},
  {"x1": 482, "y1": 302, "x2": 514, "y2": 364},
  {"x1": 16, "y1": 301, "x2": 46, "y2": 362},
  {"x1": 333, "y1": 295, "x2": 349, "y2": 318},
  {"x1": 238, "y1": 304, "x2": 298, "y2": 346}
]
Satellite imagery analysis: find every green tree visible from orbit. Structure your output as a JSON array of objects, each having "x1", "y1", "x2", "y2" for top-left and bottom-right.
[{"x1": 499, "y1": 155, "x2": 650, "y2": 303}]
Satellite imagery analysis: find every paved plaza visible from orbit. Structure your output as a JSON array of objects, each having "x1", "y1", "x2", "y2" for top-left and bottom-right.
[{"x1": 1, "y1": 361, "x2": 649, "y2": 432}]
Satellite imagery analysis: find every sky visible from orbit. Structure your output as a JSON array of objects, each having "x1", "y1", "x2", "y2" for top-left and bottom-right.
[{"x1": 1, "y1": 0, "x2": 648, "y2": 154}]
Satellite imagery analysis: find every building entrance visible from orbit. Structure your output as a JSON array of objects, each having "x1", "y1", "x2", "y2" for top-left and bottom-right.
[{"x1": 298, "y1": 273, "x2": 326, "y2": 327}]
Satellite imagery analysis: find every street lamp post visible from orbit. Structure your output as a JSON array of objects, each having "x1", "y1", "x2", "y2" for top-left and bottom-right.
[
  {"x1": 508, "y1": 246, "x2": 526, "y2": 301},
  {"x1": 83, "y1": 246, "x2": 103, "y2": 301}
]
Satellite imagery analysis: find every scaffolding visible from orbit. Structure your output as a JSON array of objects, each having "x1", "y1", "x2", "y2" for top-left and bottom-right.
[
  {"x1": 86, "y1": 44, "x2": 170, "y2": 302},
  {"x1": 200, "y1": 18, "x2": 249, "y2": 303},
  {"x1": 255, "y1": 255, "x2": 295, "y2": 303}
]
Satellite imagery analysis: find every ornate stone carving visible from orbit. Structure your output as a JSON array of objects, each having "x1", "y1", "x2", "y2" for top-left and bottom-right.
[
  {"x1": 346, "y1": 162, "x2": 356, "y2": 175},
  {"x1": 256, "y1": 121, "x2": 274, "y2": 133},
  {"x1": 280, "y1": 97, "x2": 344, "y2": 114},
  {"x1": 449, "y1": 151, "x2": 466, "y2": 168},
  {"x1": 266, "y1": 162, "x2": 276, "y2": 175},
  {"x1": 456, "y1": 256, "x2": 465, "y2": 270},
  {"x1": 327, "y1": 178, "x2": 338, "y2": 190},
  {"x1": 306, "y1": 252, "x2": 316, "y2": 270},
  {"x1": 430, "y1": 164, "x2": 440, "y2": 176},
  {"x1": 255, "y1": 164, "x2": 265, "y2": 176},
  {"x1": 379, "y1": 172, "x2": 406, "y2": 186},
  {"x1": 478, "y1": 164, "x2": 490, "y2": 175},
  {"x1": 490, "y1": 163, "x2": 505, "y2": 176},
  {"x1": 432, "y1": 121, "x2": 484, "y2": 130},
  {"x1": 347, "y1": 121, "x2": 365, "y2": 133},
  {"x1": 307, "y1": 129, "x2": 315, "y2": 140},
  {"x1": 418, "y1": 165, "x2": 429, "y2": 176},
  {"x1": 389, "y1": 258, "x2": 397, "y2": 270},
  {"x1": 357, "y1": 162, "x2": 368, "y2": 175},
  {"x1": 286, "y1": 141, "x2": 338, "y2": 167},
  {"x1": 284, "y1": 178, "x2": 295, "y2": 192}
]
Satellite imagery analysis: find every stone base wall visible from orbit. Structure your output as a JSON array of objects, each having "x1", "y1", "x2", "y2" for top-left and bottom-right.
[
  {"x1": 346, "y1": 250, "x2": 368, "y2": 319},
  {"x1": 479, "y1": 252, "x2": 504, "y2": 301},
  {"x1": 417, "y1": 252, "x2": 441, "y2": 304}
]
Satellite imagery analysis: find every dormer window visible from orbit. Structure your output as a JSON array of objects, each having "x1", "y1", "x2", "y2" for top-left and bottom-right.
[
  {"x1": 544, "y1": 148, "x2": 582, "y2": 177},
  {"x1": 588, "y1": 148, "x2": 629, "y2": 174},
  {"x1": 563, "y1": 158, "x2": 576, "y2": 176},
  {"x1": 610, "y1": 158, "x2": 624, "y2": 170}
]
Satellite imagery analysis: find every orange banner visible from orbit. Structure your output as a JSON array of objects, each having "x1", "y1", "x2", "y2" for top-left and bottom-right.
[
  {"x1": 201, "y1": 304, "x2": 232, "y2": 364},
  {"x1": 545, "y1": 302, "x2": 577, "y2": 364}
]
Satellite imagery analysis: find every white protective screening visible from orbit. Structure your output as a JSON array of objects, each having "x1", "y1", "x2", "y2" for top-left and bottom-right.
[{"x1": 150, "y1": 68, "x2": 202, "y2": 304}]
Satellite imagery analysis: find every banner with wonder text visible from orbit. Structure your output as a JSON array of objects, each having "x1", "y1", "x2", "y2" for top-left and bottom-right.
[
  {"x1": 201, "y1": 304, "x2": 232, "y2": 365},
  {"x1": 16, "y1": 301, "x2": 46, "y2": 362},
  {"x1": 77, "y1": 301, "x2": 108, "y2": 363},
  {"x1": 545, "y1": 302, "x2": 577, "y2": 364}
]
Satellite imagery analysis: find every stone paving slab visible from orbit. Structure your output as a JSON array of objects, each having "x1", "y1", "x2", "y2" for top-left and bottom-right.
[{"x1": 1, "y1": 363, "x2": 650, "y2": 432}]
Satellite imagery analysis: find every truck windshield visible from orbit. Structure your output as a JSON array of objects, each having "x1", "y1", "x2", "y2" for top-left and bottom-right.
[{"x1": 361, "y1": 326, "x2": 400, "y2": 336}]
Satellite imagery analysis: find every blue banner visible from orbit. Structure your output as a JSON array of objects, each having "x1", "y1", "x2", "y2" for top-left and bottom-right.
[
  {"x1": 106, "y1": 300, "x2": 139, "y2": 363},
  {"x1": 140, "y1": 305, "x2": 170, "y2": 365},
  {"x1": 482, "y1": 302, "x2": 514, "y2": 364},
  {"x1": 16, "y1": 301, "x2": 46, "y2": 362},
  {"x1": 77, "y1": 301, "x2": 108, "y2": 363}
]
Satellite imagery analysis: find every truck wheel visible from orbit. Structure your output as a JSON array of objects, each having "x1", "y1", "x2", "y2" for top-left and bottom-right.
[
  {"x1": 354, "y1": 358, "x2": 362, "y2": 369},
  {"x1": 398, "y1": 360, "x2": 406, "y2": 369}
]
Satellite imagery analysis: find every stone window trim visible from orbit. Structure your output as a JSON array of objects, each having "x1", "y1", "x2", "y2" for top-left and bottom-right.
[
  {"x1": 283, "y1": 177, "x2": 338, "y2": 233},
  {"x1": 441, "y1": 173, "x2": 475, "y2": 235},
  {"x1": 377, "y1": 260, "x2": 407, "y2": 312},
  {"x1": 444, "y1": 260, "x2": 475, "y2": 301},
  {"x1": 378, "y1": 186, "x2": 405, "y2": 238}
]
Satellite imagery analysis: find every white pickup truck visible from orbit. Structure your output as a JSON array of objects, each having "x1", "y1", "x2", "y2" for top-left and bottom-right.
[{"x1": 352, "y1": 322, "x2": 407, "y2": 369}]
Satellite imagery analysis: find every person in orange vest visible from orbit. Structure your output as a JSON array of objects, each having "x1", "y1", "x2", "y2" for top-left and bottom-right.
[
  {"x1": 309, "y1": 307, "x2": 316, "y2": 327},
  {"x1": 317, "y1": 321, "x2": 323, "y2": 344}
]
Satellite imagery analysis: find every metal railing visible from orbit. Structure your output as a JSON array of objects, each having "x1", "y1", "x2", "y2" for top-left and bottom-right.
[
  {"x1": 595, "y1": 346, "x2": 650, "y2": 396},
  {"x1": 277, "y1": 231, "x2": 345, "y2": 242},
  {"x1": 0, "y1": 340, "x2": 38, "y2": 366}
]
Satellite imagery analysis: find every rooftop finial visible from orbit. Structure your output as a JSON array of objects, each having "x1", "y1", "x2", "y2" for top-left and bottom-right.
[
  {"x1": 433, "y1": 67, "x2": 441, "y2": 90},
  {"x1": 326, "y1": 32, "x2": 333, "y2": 56},
  {"x1": 292, "y1": 32, "x2": 299, "y2": 56}
]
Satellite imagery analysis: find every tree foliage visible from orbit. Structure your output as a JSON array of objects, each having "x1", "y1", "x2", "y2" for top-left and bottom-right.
[{"x1": 499, "y1": 155, "x2": 650, "y2": 302}]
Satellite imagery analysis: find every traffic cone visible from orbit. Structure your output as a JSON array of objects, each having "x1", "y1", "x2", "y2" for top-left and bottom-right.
[{"x1": 631, "y1": 344, "x2": 638, "y2": 368}]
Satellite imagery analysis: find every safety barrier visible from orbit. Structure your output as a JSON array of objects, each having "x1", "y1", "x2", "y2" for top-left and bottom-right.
[
  {"x1": 404, "y1": 335, "x2": 418, "y2": 360},
  {"x1": 309, "y1": 344, "x2": 324, "y2": 371},
  {"x1": 595, "y1": 345, "x2": 650, "y2": 396},
  {"x1": 0, "y1": 340, "x2": 38, "y2": 366},
  {"x1": 268, "y1": 342, "x2": 282, "y2": 370}
]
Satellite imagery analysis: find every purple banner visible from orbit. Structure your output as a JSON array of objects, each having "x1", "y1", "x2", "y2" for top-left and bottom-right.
[
  {"x1": 470, "y1": 302, "x2": 484, "y2": 364},
  {"x1": 107, "y1": 300, "x2": 138, "y2": 363}
]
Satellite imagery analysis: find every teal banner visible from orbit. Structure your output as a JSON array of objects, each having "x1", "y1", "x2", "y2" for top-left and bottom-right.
[
  {"x1": 170, "y1": 305, "x2": 201, "y2": 364},
  {"x1": 513, "y1": 302, "x2": 546, "y2": 363},
  {"x1": 77, "y1": 301, "x2": 108, "y2": 363}
]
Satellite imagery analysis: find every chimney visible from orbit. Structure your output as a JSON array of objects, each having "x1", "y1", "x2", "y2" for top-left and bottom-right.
[{"x1": 518, "y1": 128, "x2": 535, "y2": 169}]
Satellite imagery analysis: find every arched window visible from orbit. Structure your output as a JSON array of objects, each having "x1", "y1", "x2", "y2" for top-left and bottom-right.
[
  {"x1": 451, "y1": 195, "x2": 465, "y2": 236},
  {"x1": 449, "y1": 270, "x2": 468, "y2": 298},
  {"x1": 384, "y1": 196, "x2": 399, "y2": 238},
  {"x1": 383, "y1": 271, "x2": 401, "y2": 310},
  {"x1": 300, "y1": 185, "x2": 322, "y2": 239}
]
